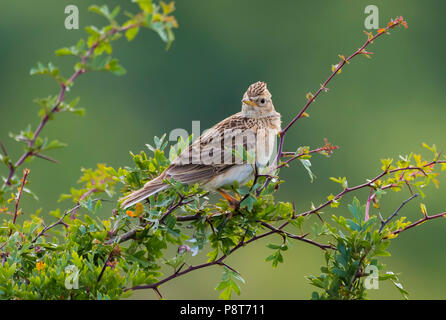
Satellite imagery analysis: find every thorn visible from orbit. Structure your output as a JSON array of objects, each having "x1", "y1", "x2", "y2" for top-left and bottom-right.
[
  {"x1": 219, "y1": 262, "x2": 240, "y2": 275},
  {"x1": 320, "y1": 83, "x2": 329, "y2": 92},
  {"x1": 0, "y1": 140, "x2": 8, "y2": 156},
  {"x1": 34, "y1": 153, "x2": 60, "y2": 164},
  {"x1": 292, "y1": 200, "x2": 296, "y2": 218},
  {"x1": 153, "y1": 287, "x2": 163, "y2": 299},
  {"x1": 378, "y1": 212, "x2": 384, "y2": 223},
  {"x1": 315, "y1": 212, "x2": 324, "y2": 222},
  {"x1": 359, "y1": 50, "x2": 374, "y2": 55},
  {"x1": 299, "y1": 232, "x2": 310, "y2": 239}
]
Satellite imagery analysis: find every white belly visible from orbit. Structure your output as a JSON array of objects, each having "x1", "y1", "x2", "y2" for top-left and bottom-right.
[
  {"x1": 255, "y1": 127, "x2": 279, "y2": 167},
  {"x1": 202, "y1": 164, "x2": 254, "y2": 190}
]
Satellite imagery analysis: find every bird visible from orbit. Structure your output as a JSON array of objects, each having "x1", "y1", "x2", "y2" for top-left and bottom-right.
[{"x1": 119, "y1": 81, "x2": 282, "y2": 210}]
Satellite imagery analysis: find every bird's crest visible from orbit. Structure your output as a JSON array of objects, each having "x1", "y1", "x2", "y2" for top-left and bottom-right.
[{"x1": 246, "y1": 81, "x2": 267, "y2": 98}]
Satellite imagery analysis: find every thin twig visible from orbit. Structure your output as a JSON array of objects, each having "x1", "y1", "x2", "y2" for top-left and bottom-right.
[
  {"x1": 160, "y1": 194, "x2": 186, "y2": 222},
  {"x1": 0, "y1": 140, "x2": 8, "y2": 157},
  {"x1": 116, "y1": 17, "x2": 412, "y2": 295},
  {"x1": 31, "y1": 198, "x2": 101, "y2": 244},
  {"x1": 384, "y1": 211, "x2": 446, "y2": 238},
  {"x1": 97, "y1": 244, "x2": 118, "y2": 283},
  {"x1": 12, "y1": 169, "x2": 30, "y2": 225},
  {"x1": 71, "y1": 188, "x2": 100, "y2": 219},
  {"x1": 2, "y1": 23, "x2": 140, "y2": 187},
  {"x1": 260, "y1": 221, "x2": 335, "y2": 250},
  {"x1": 364, "y1": 187, "x2": 373, "y2": 222},
  {"x1": 126, "y1": 218, "x2": 333, "y2": 293},
  {"x1": 269, "y1": 162, "x2": 438, "y2": 234},
  {"x1": 105, "y1": 192, "x2": 208, "y2": 245},
  {"x1": 379, "y1": 193, "x2": 419, "y2": 232},
  {"x1": 33, "y1": 153, "x2": 60, "y2": 164},
  {"x1": 260, "y1": 17, "x2": 408, "y2": 193}
]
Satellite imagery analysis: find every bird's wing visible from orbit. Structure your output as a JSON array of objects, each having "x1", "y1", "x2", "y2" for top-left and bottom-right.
[
  {"x1": 164, "y1": 163, "x2": 231, "y2": 184},
  {"x1": 165, "y1": 113, "x2": 257, "y2": 184}
]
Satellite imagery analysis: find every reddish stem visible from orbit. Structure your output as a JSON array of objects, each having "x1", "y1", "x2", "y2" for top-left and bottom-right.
[
  {"x1": 3, "y1": 24, "x2": 138, "y2": 187},
  {"x1": 12, "y1": 169, "x2": 30, "y2": 225}
]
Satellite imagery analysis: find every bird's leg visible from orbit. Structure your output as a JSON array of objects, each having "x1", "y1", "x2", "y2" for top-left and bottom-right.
[
  {"x1": 217, "y1": 188, "x2": 239, "y2": 211},
  {"x1": 215, "y1": 189, "x2": 242, "y2": 235}
]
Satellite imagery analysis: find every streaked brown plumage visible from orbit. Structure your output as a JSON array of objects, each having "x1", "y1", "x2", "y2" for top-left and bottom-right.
[{"x1": 120, "y1": 81, "x2": 281, "y2": 209}]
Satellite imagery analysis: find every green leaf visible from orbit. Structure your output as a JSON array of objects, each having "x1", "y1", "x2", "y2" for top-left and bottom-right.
[
  {"x1": 125, "y1": 27, "x2": 140, "y2": 41},
  {"x1": 346, "y1": 219, "x2": 360, "y2": 231},
  {"x1": 89, "y1": 5, "x2": 117, "y2": 21},
  {"x1": 55, "y1": 47, "x2": 76, "y2": 56},
  {"x1": 22, "y1": 188, "x2": 39, "y2": 201},
  {"x1": 218, "y1": 287, "x2": 232, "y2": 300},
  {"x1": 348, "y1": 197, "x2": 365, "y2": 224},
  {"x1": 300, "y1": 159, "x2": 316, "y2": 182},
  {"x1": 152, "y1": 22, "x2": 168, "y2": 42},
  {"x1": 43, "y1": 140, "x2": 67, "y2": 151},
  {"x1": 240, "y1": 195, "x2": 256, "y2": 211},
  {"x1": 132, "y1": 0, "x2": 153, "y2": 14},
  {"x1": 94, "y1": 199, "x2": 102, "y2": 215},
  {"x1": 331, "y1": 267, "x2": 347, "y2": 278},
  {"x1": 391, "y1": 279, "x2": 409, "y2": 299},
  {"x1": 85, "y1": 25, "x2": 101, "y2": 37},
  {"x1": 206, "y1": 248, "x2": 218, "y2": 262},
  {"x1": 215, "y1": 267, "x2": 244, "y2": 300},
  {"x1": 266, "y1": 243, "x2": 282, "y2": 250},
  {"x1": 30, "y1": 62, "x2": 47, "y2": 75}
]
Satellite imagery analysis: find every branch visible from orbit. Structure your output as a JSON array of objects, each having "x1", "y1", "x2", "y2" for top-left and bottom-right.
[
  {"x1": 71, "y1": 188, "x2": 101, "y2": 219},
  {"x1": 0, "y1": 140, "x2": 8, "y2": 157},
  {"x1": 12, "y1": 169, "x2": 30, "y2": 226},
  {"x1": 97, "y1": 244, "x2": 119, "y2": 283},
  {"x1": 112, "y1": 159, "x2": 439, "y2": 250},
  {"x1": 2, "y1": 23, "x2": 140, "y2": 187},
  {"x1": 33, "y1": 153, "x2": 60, "y2": 164},
  {"x1": 384, "y1": 211, "x2": 446, "y2": 239},
  {"x1": 260, "y1": 16, "x2": 408, "y2": 193},
  {"x1": 159, "y1": 192, "x2": 208, "y2": 223},
  {"x1": 260, "y1": 221, "x2": 335, "y2": 250},
  {"x1": 273, "y1": 140, "x2": 338, "y2": 173},
  {"x1": 31, "y1": 197, "x2": 101, "y2": 244},
  {"x1": 30, "y1": 205, "x2": 79, "y2": 244},
  {"x1": 281, "y1": 17, "x2": 407, "y2": 141},
  {"x1": 126, "y1": 218, "x2": 333, "y2": 294},
  {"x1": 266, "y1": 159, "x2": 444, "y2": 235},
  {"x1": 105, "y1": 192, "x2": 208, "y2": 245},
  {"x1": 379, "y1": 193, "x2": 419, "y2": 232}
]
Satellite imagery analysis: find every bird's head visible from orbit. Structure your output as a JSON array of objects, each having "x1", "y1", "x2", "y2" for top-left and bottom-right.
[{"x1": 241, "y1": 81, "x2": 276, "y2": 117}]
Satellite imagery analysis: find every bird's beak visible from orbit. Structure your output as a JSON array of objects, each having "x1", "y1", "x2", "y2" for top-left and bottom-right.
[{"x1": 242, "y1": 99, "x2": 258, "y2": 107}]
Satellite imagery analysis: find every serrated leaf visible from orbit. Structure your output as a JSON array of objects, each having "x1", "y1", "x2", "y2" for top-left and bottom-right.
[{"x1": 125, "y1": 27, "x2": 140, "y2": 41}]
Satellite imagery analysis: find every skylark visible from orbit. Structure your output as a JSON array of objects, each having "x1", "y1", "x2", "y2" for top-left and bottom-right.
[{"x1": 120, "y1": 81, "x2": 281, "y2": 209}]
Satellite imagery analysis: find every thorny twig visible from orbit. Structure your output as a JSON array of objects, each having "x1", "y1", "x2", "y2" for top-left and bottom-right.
[
  {"x1": 379, "y1": 193, "x2": 419, "y2": 232},
  {"x1": 259, "y1": 16, "x2": 408, "y2": 193},
  {"x1": 125, "y1": 218, "x2": 331, "y2": 294},
  {"x1": 384, "y1": 211, "x2": 446, "y2": 238},
  {"x1": 12, "y1": 169, "x2": 30, "y2": 226},
  {"x1": 2, "y1": 23, "x2": 140, "y2": 188},
  {"x1": 31, "y1": 198, "x2": 102, "y2": 244}
]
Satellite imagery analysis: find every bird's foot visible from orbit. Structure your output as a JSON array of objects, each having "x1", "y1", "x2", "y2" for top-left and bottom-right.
[{"x1": 217, "y1": 188, "x2": 240, "y2": 211}]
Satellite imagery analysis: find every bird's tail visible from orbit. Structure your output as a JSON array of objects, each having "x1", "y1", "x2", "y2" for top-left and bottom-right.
[{"x1": 119, "y1": 177, "x2": 167, "y2": 209}]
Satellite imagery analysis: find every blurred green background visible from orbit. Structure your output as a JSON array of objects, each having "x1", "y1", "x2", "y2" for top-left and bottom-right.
[{"x1": 1, "y1": 0, "x2": 446, "y2": 299}]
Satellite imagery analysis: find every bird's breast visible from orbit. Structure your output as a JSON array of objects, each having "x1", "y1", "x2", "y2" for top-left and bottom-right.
[{"x1": 253, "y1": 115, "x2": 281, "y2": 167}]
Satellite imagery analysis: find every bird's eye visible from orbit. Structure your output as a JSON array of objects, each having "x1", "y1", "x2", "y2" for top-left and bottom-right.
[{"x1": 260, "y1": 98, "x2": 266, "y2": 105}]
